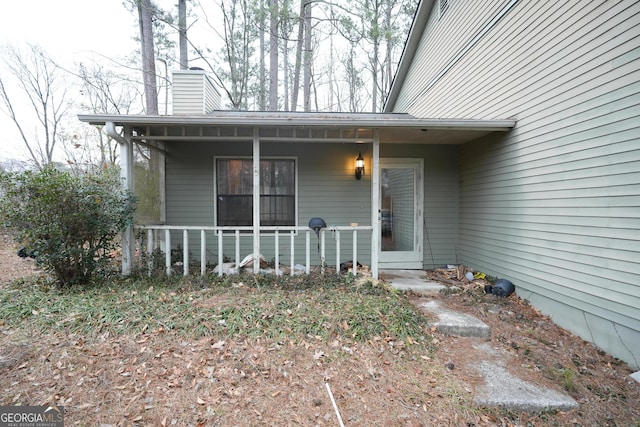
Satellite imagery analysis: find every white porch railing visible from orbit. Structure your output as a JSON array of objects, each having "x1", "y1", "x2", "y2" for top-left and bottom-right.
[{"x1": 134, "y1": 225, "x2": 373, "y2": 277}]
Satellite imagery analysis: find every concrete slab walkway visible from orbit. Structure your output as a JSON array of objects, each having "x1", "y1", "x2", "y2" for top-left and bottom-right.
[
  {"x1": 418, "y1": 300, "x2": 490, "y2": 338},
  {"x1": 379, "y1": 269, "x2": 445, "y2": 295},
  {"x1": 383, "y1": 270, "x2": 579, "y2": 413},
  {"x1": 471, "y1": 342, "x2": 579, "y2": 412}
]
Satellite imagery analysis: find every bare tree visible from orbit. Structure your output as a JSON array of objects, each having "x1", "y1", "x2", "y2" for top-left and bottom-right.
[
  {"x1": 138, "y1": 0, "x2": 159, "y2": 114},
  {"x1": 169, "y1": 0, "x2": 414, "y2": 112},
  {"x1": 302, "y1": 0, "x2": 313, "y2": 111},
  {"x1": 290, "y1": 0, "x2": 305, "y2": 111},
  {"x1": 179, "y1": 0, "x2": 189, "y2": 69},
  {"x1": 331, "y1": 0, "x2": 413, "y2": 112},
  {"x1": 209, "y1": 0, "x2": 256, "y2": 109},
  {"x1": 70, "y1": 63, "x2": 144, "y2": 168},
  {"x1": 268, "y1": 0, "x2": 279, "y2": 110},
  {"x1": 256, "y1": 0, "x2": 266, "y2": 110},
  {"x1": 279, "y1": 0, "x2": 295, "y2": 110},
  {"x1": 0, "y1": 44, "x2": 69, "y2": 168}
]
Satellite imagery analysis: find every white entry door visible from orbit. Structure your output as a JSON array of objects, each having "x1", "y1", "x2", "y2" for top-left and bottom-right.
[{"x1": 378, "y1": 158, "x2": 423, "y2": 269}]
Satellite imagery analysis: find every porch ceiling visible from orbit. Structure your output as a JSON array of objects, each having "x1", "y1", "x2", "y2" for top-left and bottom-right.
[{"x1": 78, "y1": 111, "x2": 516, "y2": 145}]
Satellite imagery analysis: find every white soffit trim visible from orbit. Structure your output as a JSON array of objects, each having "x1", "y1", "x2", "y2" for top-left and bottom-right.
[{"x1": 79, "y1": 114, "x2": 515, "y2": 131}]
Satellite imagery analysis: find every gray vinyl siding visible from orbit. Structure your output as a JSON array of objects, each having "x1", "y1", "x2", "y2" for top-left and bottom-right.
[
  {"x1": 393, "y1": 0, "x2": 640, "y2": 367},
  {"x1": 164, "y1": 141, "x2": 460, "y2": 270},
  {"x1": 164, "y1": 141, "x2": 373, "y2": 267},
  {"x1": 459, "y1": 130, "x2": 640, "y2": 368},
  {"x1": 172, "y1": 71, "x2": 221, "y2": 114},
  {"x1": 397, "y1": 0, "x2": 639, "y2": 120}
]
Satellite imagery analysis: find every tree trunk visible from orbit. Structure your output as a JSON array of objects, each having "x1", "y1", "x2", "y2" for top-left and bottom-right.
[
  {"x1": 179, "y1": 0, "x2": 188, "y2": 69},
  {"x1": 282, "y1": 30, "x2": 290, "y2": 110},
  {"x1": 371, "y1": 36, "x2": 378, "y2": 112},
  {"x1": 328, "y1": 32, "x2": 334, "y2": 109},
  {"x1": 259, "y1": 0, "x2": 266, "y2": 110},
  {"x1": 290, "y1": 0, "x2": 305, "y2": 111},
  {"x1": 137, "y1": 0, "x2": 161, "y2": 223},
  {"x1": 268, "y1": 0, "x2": 279, "y2": 110},
  {"x1": 139, "y1": 0, "x2": 159, "y2": 115},
  {"x1": 302, "y1": 1, "x2": 312, "y2": 111}
]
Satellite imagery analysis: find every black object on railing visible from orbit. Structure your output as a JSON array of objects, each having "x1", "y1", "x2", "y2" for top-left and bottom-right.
[{"x1": 308, "y1": 217, "x2": 327, "y2": 252}]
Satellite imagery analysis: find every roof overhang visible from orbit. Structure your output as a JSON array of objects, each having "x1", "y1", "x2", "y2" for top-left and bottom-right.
[
  {"x1": 78, "y1": 111, "x2": 515, "y2": 145},
  {"x1": 384, "y1": 0, "x2": 436, "y2": 112}
]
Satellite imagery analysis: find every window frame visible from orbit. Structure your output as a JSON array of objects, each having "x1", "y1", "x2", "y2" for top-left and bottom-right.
[{"x1": 213, "y1": 156, "x2": 299, "y2": 230}]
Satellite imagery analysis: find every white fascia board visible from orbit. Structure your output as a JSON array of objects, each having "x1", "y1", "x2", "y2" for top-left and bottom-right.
[{"x1": 78, "y1": 114, "x2": 515, "y2": 131}]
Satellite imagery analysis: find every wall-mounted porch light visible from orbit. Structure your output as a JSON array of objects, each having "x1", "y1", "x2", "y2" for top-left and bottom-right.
[{"x1": 355, "y1": 152, "x2": 365, "y2": 180}]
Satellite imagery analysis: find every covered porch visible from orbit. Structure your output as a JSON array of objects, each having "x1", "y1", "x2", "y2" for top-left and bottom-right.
[{"x1": 78, "y1": 112, "x2": 515, "y2": 279}]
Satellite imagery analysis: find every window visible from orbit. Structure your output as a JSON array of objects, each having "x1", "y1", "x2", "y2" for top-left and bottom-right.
[{"x1": 216, "y1": 158, "x2": 296, "y2": 226}]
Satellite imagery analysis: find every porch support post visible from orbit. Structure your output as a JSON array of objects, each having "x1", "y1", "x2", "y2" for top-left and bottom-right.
[
  {"x1": 371, "y1": 131, "x2": 380, "y2": 279},
  {"x1": 252, "y1": 129, "x2": 260, "y2": 273},
  {"x1": 108, "y1": 122, "x2": 135, "y2": 276}
]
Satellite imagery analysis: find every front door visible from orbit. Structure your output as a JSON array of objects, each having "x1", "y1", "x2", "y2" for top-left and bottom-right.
[{"x1": 379, "y1": 158, "x2": 423, "y2": 269}]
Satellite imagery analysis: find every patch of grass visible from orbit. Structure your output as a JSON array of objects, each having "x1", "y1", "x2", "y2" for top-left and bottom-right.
[
  {"x1": 0, "y1": 272, "x2": 432, "y2": 351},
  {"x1": 555, "y1": 367, "x2": 577, "y2": 392}
]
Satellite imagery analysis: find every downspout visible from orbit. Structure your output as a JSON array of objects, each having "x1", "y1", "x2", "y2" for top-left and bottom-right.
[
  {"x1": 252, "y1": 128, "x2": 261, "y2": 273},
  {"x1": 371, "y1": 131, "x2": 380, "y2": 279},
  {"x1": 105, "y1": 122, "x2": 135, "y2": 275}
]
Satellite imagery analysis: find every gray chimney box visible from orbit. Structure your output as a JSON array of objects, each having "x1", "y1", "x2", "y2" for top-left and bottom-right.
[{"x1": 172, "y1": 69, "x2": 221, "y2": 114}]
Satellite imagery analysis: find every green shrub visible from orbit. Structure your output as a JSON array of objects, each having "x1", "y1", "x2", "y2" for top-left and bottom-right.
[{"x1": 0, "y1": 166, "x2": 136, "y2": 287}]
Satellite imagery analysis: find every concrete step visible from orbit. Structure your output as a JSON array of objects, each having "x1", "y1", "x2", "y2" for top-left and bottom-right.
[
  {"x1": 418, "y1": 300, "x2": 578, "y2": 412},
  {"x1": 381, "y1": 269, "x2": 445, "y2": 295},
  {"x1": 417, "y1": 299, "x2": 491, "y2": 338},
  {"x1": 471, "y1": 342, "x2": 579, "y2": 412},
  {"x1": 382, "y1": 271, "x2": 579, "y2": 413}
]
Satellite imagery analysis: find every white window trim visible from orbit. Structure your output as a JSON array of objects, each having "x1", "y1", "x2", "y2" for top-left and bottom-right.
[{"x1": 213, "y1": 156, "x2": 299, "y2": 231}]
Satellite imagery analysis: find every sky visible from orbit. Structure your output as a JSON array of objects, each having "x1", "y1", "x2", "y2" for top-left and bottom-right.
[
  {"x1": 0, "y1": 0, "x2": 139, "y2": 65},
  {"x1": 0, "y1": 0, "x2": 177, "y2": 163}
]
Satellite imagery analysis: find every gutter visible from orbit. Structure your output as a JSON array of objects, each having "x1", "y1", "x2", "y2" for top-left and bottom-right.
[
  {"x1": 103, "y1": 121, "x2": 166, "y2": 154},
  {"x1": 81, "y1": 114, "x2": 515, "y2": 132},
  {"x1": 104, "y1": 121, "x2": 128, "y2": 145}
]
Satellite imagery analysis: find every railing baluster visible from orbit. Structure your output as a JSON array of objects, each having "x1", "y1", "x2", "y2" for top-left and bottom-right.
[
  {"x1": 305, "y1": 230, "x2": 310, "y2": 275},
  {"x1": 320, "y1": 230, "x2": 325, "y2": 274},
  {"x1": 146, "y1": 229, "x2": 153, "y2": 276},
  {"x1": 218, "y1": 230, "x2": 223, "y2": 277},
  {"x1": 165, "y1": 229, "x2": 171, "y2": 276},
  {"x1": 183, "y1": 230, "x2": 189, "y2": 276},
  {"x1": 353, "y1": 230, "x2": 358, "y2": 276},
  {"x1": 235, "y1": 230, "x2": 240, "y2": 274},
  {"x1": 335, "y1": 230, "x2": 340, "y2": 275},
  {"x1": 200, "y1": 229, "x2": 206, "y2": 276},
  {"x1": 274, "y1": 230, "x2": 280, "y2": 276},
  {"x1": 290, "y1": 231, "x2": 295, "y2": 276},
  {"x1": 136, "y1": 234, "x2": 143, "y2": 265}
]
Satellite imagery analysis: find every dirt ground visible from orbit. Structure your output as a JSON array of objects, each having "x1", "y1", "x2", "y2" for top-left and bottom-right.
[
  {"x1": 422, "y1": 271, "x2": 640, "y2": 426},
  {"x1": 0, "y1": 232, "x2": 638, "y2": 426}
]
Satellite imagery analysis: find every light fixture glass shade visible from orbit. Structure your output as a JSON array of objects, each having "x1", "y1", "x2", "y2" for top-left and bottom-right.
[{"x1": 355, "y1": 152, "x2": 365, "y2": 180}]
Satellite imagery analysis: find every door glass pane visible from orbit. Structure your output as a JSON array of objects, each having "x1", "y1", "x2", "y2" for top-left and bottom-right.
[{"x1": 381, "y1": 167, "x2": 414, "y2": 252}]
